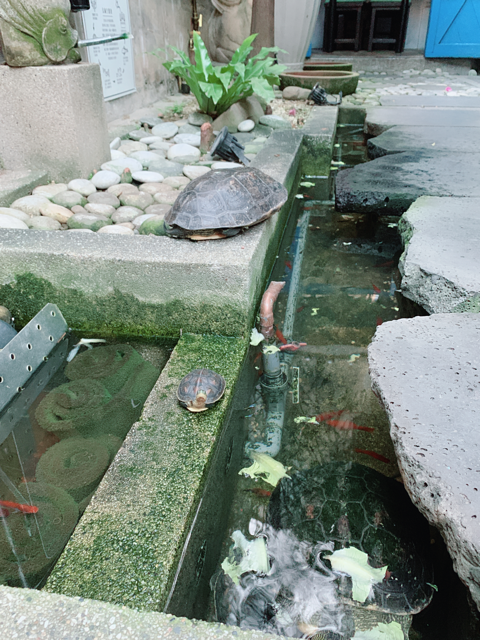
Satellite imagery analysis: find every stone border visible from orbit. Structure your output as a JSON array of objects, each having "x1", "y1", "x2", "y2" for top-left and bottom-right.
[{"x1": 0, "y1": 107, "x2": 337, "y2": 340}]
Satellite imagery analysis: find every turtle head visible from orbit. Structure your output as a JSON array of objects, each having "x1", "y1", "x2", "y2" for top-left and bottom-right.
[{"x1": 188, "y1": 391, "x2": 208, "y2": 412}]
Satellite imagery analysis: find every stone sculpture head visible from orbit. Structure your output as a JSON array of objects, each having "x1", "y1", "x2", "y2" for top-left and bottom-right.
[
  {"x1": 209, "y1": 0, "x2": 253, "y2": 63},
  {"x1": 0, "y1": 0, "x2": 80, "y2": 66}
]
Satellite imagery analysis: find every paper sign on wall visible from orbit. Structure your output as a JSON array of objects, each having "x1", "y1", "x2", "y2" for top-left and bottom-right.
[{"x1": 81, "y1": 0, "x2": 136, "y2": 101}]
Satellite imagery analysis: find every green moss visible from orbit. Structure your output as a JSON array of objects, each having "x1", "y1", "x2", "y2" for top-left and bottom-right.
[
  {"x1": 302, "y1": 136, "x2": 333, "y2": 176},
  {"x1": 398, "y1": 215, "x2": 414, "y2": 246},
  {"x1": 45, "y1": 333, "x2": 248, "y2": 612},
  {"x1": 0, "y1": 273, "x2": 247, "y2": 338}
]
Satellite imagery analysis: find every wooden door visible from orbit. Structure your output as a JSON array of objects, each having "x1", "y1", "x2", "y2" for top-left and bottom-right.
[{"x1": 425, "y1": 0, "x2": 480, "y2": 57}]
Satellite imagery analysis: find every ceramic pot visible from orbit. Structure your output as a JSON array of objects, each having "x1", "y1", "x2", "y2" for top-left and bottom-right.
[
  {"x1": 275, "y1": 0, "x2": 321, "y2": 71},
  {"x1": 279, "y1": 70, "x2": 359, "y2": 95},
  {"x1": 304, "y1": 61, "x2": 353, "y2": 71}
]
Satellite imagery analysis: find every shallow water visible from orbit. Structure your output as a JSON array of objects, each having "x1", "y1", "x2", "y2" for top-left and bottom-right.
[{"x1": 0, "y1": 333, "x2": 173, "y2": 589}]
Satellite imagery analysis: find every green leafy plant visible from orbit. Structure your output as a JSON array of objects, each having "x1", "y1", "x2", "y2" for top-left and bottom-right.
[{"x1": 151, "y1": 32, "x2": 286, "y2": 117}]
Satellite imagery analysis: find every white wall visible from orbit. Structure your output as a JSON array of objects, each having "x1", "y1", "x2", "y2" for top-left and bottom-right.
[{"x1": 404, "y1": 0, "x2": 431, "y2": 50}]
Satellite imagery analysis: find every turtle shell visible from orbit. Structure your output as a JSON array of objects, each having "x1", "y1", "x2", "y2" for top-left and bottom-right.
[
  {"x1": 267, "y1": 461, "x2": 434, "y2": 615},
  {"x1": 164, "y1": 167, "x2": 288, "y2": 236},
  {"x1": 177, "y1": 368, "x2": 225, "y2": 411}
]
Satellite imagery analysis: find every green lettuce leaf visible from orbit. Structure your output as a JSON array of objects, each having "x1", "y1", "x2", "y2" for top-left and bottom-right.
[{"x1": 325, "y1": 546, "x2": 387, "y2": 603}]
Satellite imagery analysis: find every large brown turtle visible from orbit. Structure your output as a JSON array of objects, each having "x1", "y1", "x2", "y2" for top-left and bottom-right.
[{"x1": 162, "y1": 167, "x2": 288, "y2": 240}]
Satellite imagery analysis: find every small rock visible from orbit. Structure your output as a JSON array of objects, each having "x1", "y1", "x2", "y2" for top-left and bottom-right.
[
  {"x1": 212, "y1": 96, "x2": 264, "y2": 132},
  {"x1": 238, "y1": 119, "x2": 255, "y2": 132},
  {"x1": 90, "y1": 171, "x2": 121, "y2": 190},
  {"x1": 211, "y1": 161, "x2": 243, "y2": 170},
  {"x1": 71, "y1": 206, "x2": 88, "y2": 215},
  {"x1": 144, "y1": 204, "x2": 171, "y2": 218},
  {"x1": 101, "y1": 158, "x2": 143, "y2": 175},
  {"x1": 149, "y1": 149, "x2": 166, "y2": 159},
  {"x1": 0, "y1": 208, "x2": 31, "y2": 225},
  {"x1": 88, "y1": 192, "x2": 120, "y2": 208},
  {"x1": 67, "y1": 213, "x2": 112, "y2": 231},
  {"x1": 129, "y1": 129, "x2": 150, "y2": 141},
  {"x1": 111, "y1": 206, "x2": 144, "y2": 223},
  {"x1": 107, "y1": 184, "x2": 139, "y2": 197},
  {"x1": 29, "y1": 216, "x2": 61, "y2": 231},
  {"x1": 120, "y1": 192, "x2": 154, "y2": 210},
  {"x1": 117, "y1": 222, "x2": 135, "y2": 229},
  {"x1": 131, "y1": 171, "x2": 165, "y2": 183},
  {"x1": 167, "y1": 144, "x2": 201, "y2": 164},
  {"x1": 32, "y1": 183, "x2": 68, "y2": 200},
  {"x1": 163, "y1": 176, "x2": 190, "y2": 189},
  {"x1": 259, "y1": 115, "x2": 291, "y2": 130},
  {"x1": 421, "y1": 69, "x2": 436, "y2": 76},
  {"x1": 140, "y1": 116, "x2": 164, "y2": 128},
  {"x1": 148, "y1": 158, "x2": 184, "y2": 177},
  {"x1": 129, "y1": 151, "x2": 161, "y2": 168},
  {"x1": 151, "y1": 122, "x2": 179, "y2": 139},
  {"x1": 252, "y1": 124, "x2": 272, "y2": 137},
  {"x1": 173, "y1": 133, "x2": 201, "y2": 147},
  {"x1": 98, "y1": 224, "x2": 134, "y2": 235},
  {"x1": 85, "y1": 203, "x2": 116, "y2": 217},
  {"x1": 469, "y1": 69, "x2": 478, "y2": 76},
  {"x1": 52, "y1": 191, "x2": 87, "y2": 209},
  {"x1": 39, "y1": 202, "x2": 73, "y2": 223},
  {"x1": 178, "y1": 123, "x2": 201, "y2": 135},
  {"x1": 149, "y1": 140, "x2": 174, "y2": 151},
  {"x1": 10, "y1": 195, "x2": 50, "y2": 216},
  {"x1": 183, "y1": 165, "x2": 211, "y2": 180},
  {"x1": 188, "y1": 112, "x2": 213, "y2": 127},
  {"x1": 68, "y1": 228, "x2": 95, "y2": 233},
  {"x1": 118, "y1": 141, "x2": 148, "y2": 155},
  {"x1": 139, "y1": 136, "x2": 164, "y2": 145},
  {"x1": 139, "y1": 182, "x2": 168, "y2": 195},
  {"x1": 133, "y1": 213, "x2": 158, "y2": 228},
  {"x1": 68, "y1": 179, "x2": 97, "y2": 197},
  {"x1": 154, "y1": 191, "x2": 179, "y2": 205},
  {"x1": 111, "y1": 149, "x2": 127, "y2": 161},
  {"x1": 282, "y1": 86, "x2": 311, "y2": 100},
  {"x1": 138, "y1": 216, "x2": 167, "y2": 235},
  {"x1": 110, "y1": 137, "x2": 121, "y2": 150}
]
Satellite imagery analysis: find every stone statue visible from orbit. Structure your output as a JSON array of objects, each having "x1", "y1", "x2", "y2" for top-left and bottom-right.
[
  {"x1": 209, "y1": 0, "x2": 253, "y2": 63},
  {"x1": 0, "y1": 0, "x2": 80, "y2": 66}
]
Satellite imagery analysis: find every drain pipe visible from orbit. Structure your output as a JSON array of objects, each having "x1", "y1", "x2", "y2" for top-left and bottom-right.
[{"x1": 247, "y1": 209, "x2": 312, "y2": 458}]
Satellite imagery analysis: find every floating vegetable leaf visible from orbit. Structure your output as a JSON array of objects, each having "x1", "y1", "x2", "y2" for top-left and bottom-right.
[
  {"x1": 353, "y1": 621, "x2": 404, "y2": 640},
  {"x1": 221, "y1": 530, "x2": 269, "y2": 585},
  {"x1": 426, "y1": 582, "x2": 439, "y2": 592},
  {"x1": 325, "y1": 547, "x2": 387, "y2": 603},
  {"x1": 311, "y1": 308, "x2": 319, "y2": 316},
  {"x1": 348, "y1": 354, "x2": 360, "y2": 363},
  {"x1": 295, "y1": 194, "x2": 304, "y2": 199},
  {"x1": 300, "y1": 181, "x2": 315, "y2": 188},
  {"x1": 387, "y1": 223, "x2": 398, "y2": 228},
  {"x1": 263, "y1": 345, "x2": 280, "y2": 354},
  {"x1": 239, "y1": 451, "x2": 290, "y2": 487},
  {"x1": 294, "y1": 416, "x2": 318, "y2": 424},
  {"x1": 250, "y1": 327, "x2": 265, "y2": 346}
]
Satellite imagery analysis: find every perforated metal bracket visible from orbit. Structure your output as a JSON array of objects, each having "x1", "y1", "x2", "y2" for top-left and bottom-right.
[
  {"x1": 291, "y1": 366, "x2": 300, "y2": 404},
  {"x1": 0, "y1": 304, "x2": 68, "y2": 444}
]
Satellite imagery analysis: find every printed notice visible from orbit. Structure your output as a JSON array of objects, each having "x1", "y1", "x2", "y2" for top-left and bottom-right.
[{"x1": 81, "y1": 0, "x2": 136, "y2": 101}]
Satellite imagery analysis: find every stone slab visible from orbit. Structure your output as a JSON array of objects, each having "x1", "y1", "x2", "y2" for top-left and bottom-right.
[
  {"x1": 365, "y1": 106, "x2": 480, "y2": 136},
  {"x1": 0, "y1": 131, "x2": 303, "y2": 339},
  {"x1": 368, "y1": 126, "x2": 480, "y2": 158},
  {"x1": 301, "y1": 105, "x2": 339, "y2": 177},
  {"x1": 46, "y1": 334, "x2": 247, "y2": 613},
  {"x1": 0, "y1": 585, "x2": 278, "y2": 640},
  {"x1": 335, "y1": 151, "x2": 480, "y2": 215},
  {"x1": 379, "y1": 96, "x2": 480, "y2": 108},
  {"x1": 398, "y1": 197, "x2": 480, "y2": 314},
  {"x1": 0, "y1": 168, "x2": 48, "y2": 207},
  {"x1": 0, "y1": 64, "x2": 110, "y2": 182},
  {"x1": 368, "y1": 313, "x2": 480, "y2": 611}
]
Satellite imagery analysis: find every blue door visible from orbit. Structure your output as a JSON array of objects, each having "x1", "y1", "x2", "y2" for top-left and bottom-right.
[{"x1": 425, "y1": 0, "x2": 480, "y2": 57}]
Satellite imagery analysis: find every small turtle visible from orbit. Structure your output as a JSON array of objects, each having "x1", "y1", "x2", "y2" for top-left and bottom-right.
[
  {"x1": 177, "y1": 368, "x2": 226, "y2": 412},
  {"x1": 161, "y1": 167, "x2": 288, "y2": 240}
]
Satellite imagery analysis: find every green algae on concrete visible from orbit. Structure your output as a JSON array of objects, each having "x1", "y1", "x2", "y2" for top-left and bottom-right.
[
  {"x1": 45, "y1": 333, "x2": 248, "y2": 612},
  {"x1": 0, "y1": 585, "x2": 281, "y2": 640},
  {"x1": 301, "y1": 105, "x2": 339, "y2": 177}
]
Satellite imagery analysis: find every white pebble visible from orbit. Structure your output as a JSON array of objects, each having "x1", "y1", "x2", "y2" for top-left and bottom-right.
[
  {"x1": 131, "y1": 171, "x2": 165, "y2": 183},
  {"x1": 97, "y1": 225, "x2": 134, "y2": 235},
  {"x1": 238, "y1": 119, "x2": 255, "y2": 132},
  {"x1": 90, "y1": 171, "x2": 120, "y2": 189},
  {"x1": 68, "y1": 179, "x2": 97, "y2": 197}
]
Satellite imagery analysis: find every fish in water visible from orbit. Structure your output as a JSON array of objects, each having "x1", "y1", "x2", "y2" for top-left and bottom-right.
[
  {"x1": 376, "y1": 317, "x2": 383, "y2": 326},
  {"x1": 355, "y1": 449, "x2": 391, "y2": 464},
  {"x1": 372, "y1": 283, "x2": 382, "y2": 294},
  {"x1": 285, "y1": 260, "x2": 293, "y2": 270},
  {"x1": 316, "y1": 410, "x2": 346, "y2": 421},
  {"x1": 275, "y1": 327, "x2": 288, "y2": 345},
  {"x1": 244, "y1": 488, "x2": 272, "y2": 498},
  {"x1": 0, "y1": 500, "x2": 38, "y2": 515},
  {"x1": 325, "y1": 419, "x2": 374, "y2": 433}
]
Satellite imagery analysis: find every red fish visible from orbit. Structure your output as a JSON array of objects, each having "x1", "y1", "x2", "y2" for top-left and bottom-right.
[
  {"x1": 245, "y1": 488, "x2": 272, "y2": 498},
  {"x1": 326, "y1": 419, "x2": 374, "y2": 433},
  {"x1": 372, "y1": 283, "x2": 381, "y2": 294},
  {"x1": 376, "y1": 317, "x2": 383, "y2": 326},
  {"x1": 355, "y1": 449, "x2": 391, "y2": 464},
  {"x1": 285, "y1": 260, "x2": 293, "y2": 270},
  {"x1": 0, "y1": 500, "x2": 38, "y2": 514},
  {"x1": 305, "y1": 504, "x2": 315, "y2": 519},
  {"x1": 296, "y1": 305, "x2": 305, "y2": 313},
  {"x1": 316, "y1": 410, "x2": 346, "y2": 422},
  {"x1": 374, "y1": 260, "x2": 394, "y2": 268},
  {"x1": 275, "y1": 327, "x2": 288, "y2": 345}
]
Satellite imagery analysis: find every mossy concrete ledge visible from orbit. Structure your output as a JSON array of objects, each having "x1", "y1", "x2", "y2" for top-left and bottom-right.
[
  {"x1": 0, "y1": 134, "x2": 303, "y2": 339},
  {"x1": 46, "y1": 333, "x2": 248, "y2": 612},
  {"x1": 301, "y1": 105, "x2": 339, "y2": 177},
  {"x1": 0, "y1": 586, "x2": 280, "y2": 640}
]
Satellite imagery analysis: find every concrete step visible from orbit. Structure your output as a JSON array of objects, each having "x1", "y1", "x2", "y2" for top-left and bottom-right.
[
  {"x1": 365, "y1": 106, "x2": 480, "y2": 135},
  {"x1": 0, "y1": 169, "x2": 48, "y2": 208},
  {"x1": 368, "y1": 126, "x2": 480, "y2": 158}
]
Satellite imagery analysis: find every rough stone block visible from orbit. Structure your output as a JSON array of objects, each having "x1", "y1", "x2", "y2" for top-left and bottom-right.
[
  {"x1": 365, "y1": 106, "x2": 480, "y2": 137},
  {"x1": 369, "y1": 313, "x2": 480, "y2": 613},
  {"x1": 368, "y1": 126, "x2": 480, "y2": 159},
  {"x1": 0, "y1": 63, "x2": 110, "y2": 182},
  {"x1": 0, "y1": 169, "x2": 48, "y2": 207}
]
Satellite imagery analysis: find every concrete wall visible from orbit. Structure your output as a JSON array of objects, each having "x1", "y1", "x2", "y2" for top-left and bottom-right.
[{"x1": 75, "y1": 0, "x2": 193, "y2": 121}]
